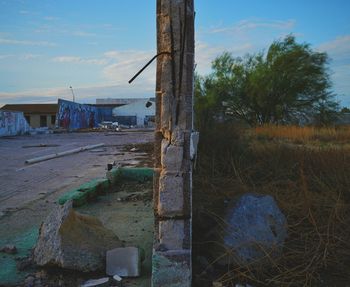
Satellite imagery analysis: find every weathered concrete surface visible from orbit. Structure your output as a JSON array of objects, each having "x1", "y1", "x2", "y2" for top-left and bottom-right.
[
  {"x1": 0, "y1": 131, "x2": 153, "y2": 215},
  {"x1": 106, "y1": 246, "x2": 141, "y2": 277},
  {"x1": 153, "y1": 0, "x2": 195, "y2": 285},
  {"x1": 0, "y1": 110, "x2": 30, "y2": 137},
  {"x1": 34, "y1": 201, "x2": 123, "y2": 272}
]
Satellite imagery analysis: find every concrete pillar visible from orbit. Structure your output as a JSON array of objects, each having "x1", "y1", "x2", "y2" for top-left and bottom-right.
[{"x1": 152, "y1": 0, "x2": 195, "y2": 286}]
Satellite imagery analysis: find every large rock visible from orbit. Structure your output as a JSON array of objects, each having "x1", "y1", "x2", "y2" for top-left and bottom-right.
[
  {"x1": 34, "y1": 201, "x2": 123, "y2": 272},
  {"x1": 222, "y1": 193, "x2": 287, "y2": 266}
]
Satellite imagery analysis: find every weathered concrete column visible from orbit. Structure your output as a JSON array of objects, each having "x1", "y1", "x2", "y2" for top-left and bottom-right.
[{"x1": 152, "y1": 0, "x2": 195, "y2": 286}]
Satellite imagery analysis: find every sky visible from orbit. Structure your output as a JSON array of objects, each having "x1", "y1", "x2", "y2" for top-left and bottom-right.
[{"x1": 0, "y1": 0, "x2": 349, "y2": 107}]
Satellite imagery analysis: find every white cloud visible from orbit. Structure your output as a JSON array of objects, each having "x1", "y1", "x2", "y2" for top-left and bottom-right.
[
  {"x1": 209, "y1": 19, "x2": 296, "y2": 34},
  {"x1": 52, "y1": 56, "x2": 81, "y2": 63},
  {"x1": 52, "y1": 56, "x2": 107, "y2": 65},
  {"x1": 21, "y1": 53, "x2": 40, "y2": 60},
  {"x1": 318, "y1": 35, "x2": 350, "y2": 104},
  {"x1": 318, "y1": 35, "x2": 350, "y2": 62},
  {"x1": 103, "y1": 50, "x2": 155, "y2": 85},
  {"x1": 43, "y1": 16, "x2": 59, "y2": 21},
  {"x1": 0, "y1": 37, "x2": 56, "y2": 46},
  {"x1": 0, "y1": 84, "x2": 152, "y2": 107},
  {"x1": 0, "y1": 54, "x2": 13, "y2": 60}
]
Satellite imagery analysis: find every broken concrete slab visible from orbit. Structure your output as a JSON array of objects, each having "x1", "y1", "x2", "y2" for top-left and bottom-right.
[
  {"x1": 58, "y1": 178, "x2": 110, "y2": 207},
  {"x1": 81, "y1": 277, "x2": 110, "y2": 287},
  {"x1": 0, "y1": 244, "x2": 17, "y2": 254},
  {"x1": 106, "y1": 246, "x2": 141, "y2": 277},
  {"x1": 34, "y1": 201, "x2": 123, "y2": 272}
]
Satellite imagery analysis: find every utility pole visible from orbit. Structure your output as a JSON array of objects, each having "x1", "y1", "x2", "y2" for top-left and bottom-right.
[
  {"x1": 69, "y1": 86, "x2": 75, "y2": 103},
  {"x1": 152, "y1": 0, "x2": 195, "y2": 286}
]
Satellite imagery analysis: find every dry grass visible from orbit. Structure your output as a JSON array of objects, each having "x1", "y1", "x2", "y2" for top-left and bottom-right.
[
  {"x1": 253, "y1": 125, "x2": 350, "y2": 143},
  {"x1": 193, "y1": 124, "x2": 350, "y2": 287}
]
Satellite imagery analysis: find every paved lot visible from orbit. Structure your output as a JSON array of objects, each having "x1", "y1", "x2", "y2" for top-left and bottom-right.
[
  {"x1": 0, "y1": 130, "x2": 154, "y2": 286},
  {"x1": 0, "y1": 130, "x2": 154, "y2": 214}
]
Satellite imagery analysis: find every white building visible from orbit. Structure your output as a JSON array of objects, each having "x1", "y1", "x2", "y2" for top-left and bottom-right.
[{"x1": 112, "y1": 99, "x2": 155, "y2": 127}]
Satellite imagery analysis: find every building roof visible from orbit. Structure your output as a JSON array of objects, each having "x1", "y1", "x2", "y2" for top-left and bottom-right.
[{"x1": 0, "y1": 104, "x2": 58, "y2": 114}]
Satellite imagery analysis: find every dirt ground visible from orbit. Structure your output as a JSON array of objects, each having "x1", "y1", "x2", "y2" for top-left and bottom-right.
[{"x1": 0, "y1": 130, "x2": 154, "y2": 286}]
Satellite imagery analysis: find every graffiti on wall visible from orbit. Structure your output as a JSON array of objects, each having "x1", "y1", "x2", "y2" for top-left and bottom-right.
[
  {"x1": 57, "y1": 99, "x2": 99, "y2": 130},
  {"x1": 0, "y1": 110, "x2": 30, "y2": 137}
]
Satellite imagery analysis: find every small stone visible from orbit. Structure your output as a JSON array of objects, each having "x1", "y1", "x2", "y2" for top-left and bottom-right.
[
  {"x1": 0, "y1": 244, "x2": 17, "y2": 254},
  {"x1": 112, "y1": 274, "x2": 123, "y2": 286},
  {"x1": 81, "y1": 277, "x2": 110, "y2": 287},
  {"x1": 24, "y1": 276, "x2": 35, "y2": 287},
  {"x1": 212, "y1": 282, "x2": 223, "y2": 287},
  {"x1": 106, "y1": 247, "x2": 141, "y2": 277}
]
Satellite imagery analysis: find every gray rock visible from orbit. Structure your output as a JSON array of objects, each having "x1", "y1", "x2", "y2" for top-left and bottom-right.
[
  {"x1": 223, "y1": 193, "x2": 287, "y2": 266},
  {"x1": 81, "y1": 277, "x2": 110, "y2": 287},
  {"x1": 106, "y1": 246, "x2": 141, "y2": 277},
  {"x1": 34, "y1": 201, "x2": 123, "y2": 272}
]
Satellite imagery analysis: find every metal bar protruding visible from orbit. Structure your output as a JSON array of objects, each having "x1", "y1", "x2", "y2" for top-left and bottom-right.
[{"x1": 128, "y1": 52, "x2": 171, "y2": 84}]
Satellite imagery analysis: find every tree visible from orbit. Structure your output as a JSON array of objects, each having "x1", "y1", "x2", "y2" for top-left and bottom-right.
[{"x1": 195, "y1": 35, "x2": 339, "y2": 126}]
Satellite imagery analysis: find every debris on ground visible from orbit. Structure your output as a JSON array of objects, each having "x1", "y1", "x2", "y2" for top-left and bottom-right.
[
  {"x1": 34, "y1": 200, "x2": 123, "y2": 272},
  {"x1": 106, "y1": 246, "x2": 141, "y2": 277},
  {"x1": 112, "y1": 274, "x2": 123, "y2": 286},
  {"x1": 25, "y1": 143, "x2": 105, "y2": 164},
  {"x1": 0, "y1": 244, "x2": 17, "y2": 254},
  {"x1": 81, "y1": 277, "x2": 110, "y2": 287},
  {"x1": 22, "y1": 143, "x2": 60, "y2": 148},
  {"x1": 116, "y1": 192, "x2": 151, "y2": 203}
]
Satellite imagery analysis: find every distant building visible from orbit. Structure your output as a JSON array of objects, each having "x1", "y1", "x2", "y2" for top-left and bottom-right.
[
  {"x1": 0, "y1": 104, "x2": 58, "y2": 128},
  {"x1": 112, "y1": 99, "x2": 155, "y2": 127},
  {"x1": 96, "y1": 98, "x2": 155, "y2": 106}
]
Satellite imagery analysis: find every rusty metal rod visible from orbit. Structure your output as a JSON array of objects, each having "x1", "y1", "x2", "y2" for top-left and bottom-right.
[{"x1": 128, "y1": 52, "x2": 171, "y2": 84}]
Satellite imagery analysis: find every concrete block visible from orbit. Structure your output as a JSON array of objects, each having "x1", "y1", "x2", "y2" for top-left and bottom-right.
[
  {"x1": 161, "y1": 140, "x2": 183, "y2": 171},
  {"x1": 106, "y1": 247, "x2": 141, "y2": 277},
  {"x1": 171, "y1": 127, "x2": 185, "y2": 146},
  {"x1": 152, "y1": 250, "x2": 191, "y2": 287},
  {"x1": 158, "y1": 173, "x2": 184, "y2": 217},
  {"x1": 159, "y1": 220, "x2": 185, "y2": 250}
]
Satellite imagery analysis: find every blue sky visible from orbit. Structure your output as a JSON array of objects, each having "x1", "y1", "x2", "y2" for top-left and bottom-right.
[{"x1": 0, "y1": 0, "x2": 349, "y2": 107}]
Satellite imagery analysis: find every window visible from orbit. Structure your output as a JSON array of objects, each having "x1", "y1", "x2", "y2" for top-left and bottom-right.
[
  {"x1": 51, "y1": 115, "x2": 56, "y2": 125},
  {"x1": 40, "y1": 115, "x2": 47, "y2": 127}
]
